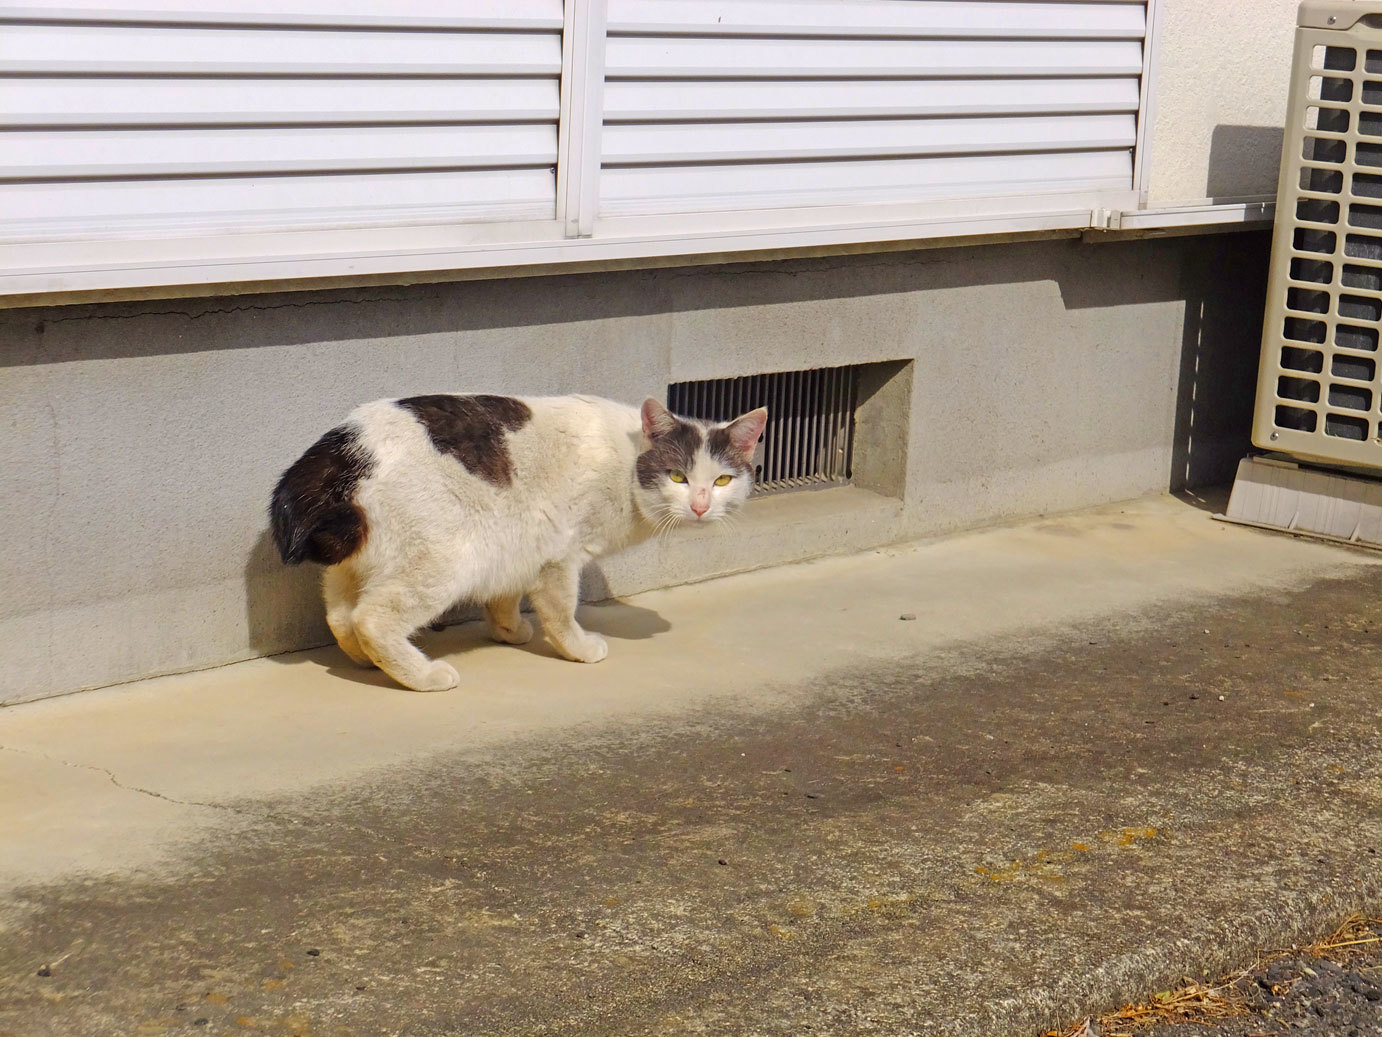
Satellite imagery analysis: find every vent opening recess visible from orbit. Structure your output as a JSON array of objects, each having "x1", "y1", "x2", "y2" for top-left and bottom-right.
[{"x1": 667, "y1": 365, "x2": 859, "y2": 495}]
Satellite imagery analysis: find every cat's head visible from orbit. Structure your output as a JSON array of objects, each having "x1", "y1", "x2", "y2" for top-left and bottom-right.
[{"x1": 634, "y1": 398, "x2": 768, "y2": 526}]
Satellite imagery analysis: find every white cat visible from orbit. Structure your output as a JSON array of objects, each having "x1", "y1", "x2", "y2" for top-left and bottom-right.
[{"x1": 270, "y1": 394, "x2": 767, "y2": 692}]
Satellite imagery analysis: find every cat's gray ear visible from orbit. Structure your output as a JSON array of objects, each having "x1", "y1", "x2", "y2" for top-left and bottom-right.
[
  {"x1": 641, "y1": 397, "x2": 679, "y2": 440},
  {"x1": 724, "y1": 407, "x2": 768, "y2": 457}
]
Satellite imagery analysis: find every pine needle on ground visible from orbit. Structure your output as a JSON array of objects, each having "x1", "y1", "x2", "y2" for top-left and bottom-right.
[{"x1": 1046, "y1": 915, "x2": 1382, "y2": 1037}]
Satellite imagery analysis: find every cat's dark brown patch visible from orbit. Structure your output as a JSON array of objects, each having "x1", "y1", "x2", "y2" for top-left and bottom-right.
[
  {"x1": 706, "y1": 427, "x2": 755, "y2": 475},
  {"x1": 271, "y1": 424, "x2": 374, "y2": 566},
  {"x1": 637, "y1": 420, "x2": 702, "y2": 488},
  {"x1": 398, "y1": 394, "x2": 532, "y2": 486}
]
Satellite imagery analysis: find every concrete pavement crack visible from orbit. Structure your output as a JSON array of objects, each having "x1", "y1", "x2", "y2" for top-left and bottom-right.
[
  {"x1": 0, "y1": 743, "x2": 413, "y2": 850},
  {"x1": 0, "y1": 742, "x2": 252, "y2": 815}
]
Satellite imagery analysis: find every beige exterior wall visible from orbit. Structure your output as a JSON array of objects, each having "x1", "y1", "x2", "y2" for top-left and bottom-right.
[{"x1": 1144, "y1": 0, "x2": 1300, "y2": 207}]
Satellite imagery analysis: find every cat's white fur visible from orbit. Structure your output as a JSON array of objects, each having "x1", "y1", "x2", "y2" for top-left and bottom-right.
[{"x1": 293, "y1": 394, "x2": 765, "y2": 692}]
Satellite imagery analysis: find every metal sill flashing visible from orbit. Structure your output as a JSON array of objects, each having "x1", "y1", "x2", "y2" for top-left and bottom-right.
[{"x1": 2, "y1": 200, "x2": 1276, "y2": 310}]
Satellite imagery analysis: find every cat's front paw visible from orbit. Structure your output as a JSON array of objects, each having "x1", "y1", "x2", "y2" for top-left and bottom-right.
[
  {"x1": 562, "y1": 632, "x2": 608, "y2": 664},
  {"x1": 408, "y1": 660, "x2": 460, "y2": 692}
]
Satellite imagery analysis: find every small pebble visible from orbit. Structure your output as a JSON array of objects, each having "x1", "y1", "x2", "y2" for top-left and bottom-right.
[
  {"x1": 1218, "y1": 694, "x2": 1226, "y2": 701},
  {"x1": 306, "y1": 948, "x2": 320, "y2": 957},
  {"x1": 574, "y1": 931, "x2": 586, "y2": 939},
  {"x1": 36, "y1": 967, "x2": 50, "y2": 978},
  {"x1": 899, "y1": 613, "x2": 916, "y2": 621},
  {"x1": 717, "y1": 859, "x2": 728, "y2": 866}
]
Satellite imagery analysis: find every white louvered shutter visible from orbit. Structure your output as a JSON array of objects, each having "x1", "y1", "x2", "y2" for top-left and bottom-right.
[
  {"x1": 0, "y1": 0, "x2": 1162, "y2": 302},
  {"x1": 599, "y1": 0, "x2": 1146, "y2": 218},
  {"x1": 0, "y1": 1, "x2": 563, "y2": 242}
]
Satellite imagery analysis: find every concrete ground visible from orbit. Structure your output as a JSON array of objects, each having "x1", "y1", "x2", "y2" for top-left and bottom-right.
[{"x1": 1, "y1": 493, "x2": 1380, "y2": 1037}]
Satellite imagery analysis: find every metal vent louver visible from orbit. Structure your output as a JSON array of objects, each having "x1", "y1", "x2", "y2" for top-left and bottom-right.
[
  {"x1": 668, "y1": 366, "x2": 858, "y2": 495},
  {"x1": 1254, "y1": 2, "x2": 1382, "y2": 467}
]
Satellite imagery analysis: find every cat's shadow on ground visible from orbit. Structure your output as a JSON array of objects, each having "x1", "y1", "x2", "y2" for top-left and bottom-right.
[
  {"x1": 314, "y1": 598, "x2": 671, "y2": 691},
  {"x1": 247, "y1": 532, "x2": 673, "y2": 690}
]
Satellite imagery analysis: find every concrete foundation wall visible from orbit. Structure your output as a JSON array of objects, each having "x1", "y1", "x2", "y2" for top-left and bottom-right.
[{"x1": 0, "y1": 232, "x2": 1269, "y2": 704}]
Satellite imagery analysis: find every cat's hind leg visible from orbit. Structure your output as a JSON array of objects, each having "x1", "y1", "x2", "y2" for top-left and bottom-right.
[
  {"x1": 484, "y1": 595, "x2": 533, "y2": 645},
  {"x1": 323, "y1": 563, "x2": 372, "y2": 667},
  {"x1": 352, "y1": 581, "x2": 462, "y2": 692},
  {"x1": 530, "y1": 558, "x2": 607, "y2": 664}
]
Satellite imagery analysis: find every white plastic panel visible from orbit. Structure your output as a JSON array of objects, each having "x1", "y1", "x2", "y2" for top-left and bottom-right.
[
  {"x1": 1, "y1": 171, "x2": 557, "y2": 242},
  {"x1": 0, "y1": 6, "x2": 562, "y2": 241},
  {"x1": 604, "y1": 77, "x2": 1142, "y2": 122},
  {"x1": 604, "y1": 115, "x2": 1136, "y2": 165},
  {"x1": 603, "y1": 36, "x2": 1144, "y2": 78},
  {"x1": 602, "y1": 151, "x2": 1133, "y2": 216},
  {"x1": 599, "y1": 0, "x2": 1148, "y2": 218},
  {"x1": 0, "y1": 25, "x2": 563, "y2": 75},
  {"x1": 608, "y1": 0, "x2": 1145, "y2": 39},
  {"x1": 7, "y1": 126, "x2": 557, "y2": 179},
  {"x1": 4, "y1": 79, "x2": 561, "y2": 127},
  {"x1": 8, "y1": 0, "x2": 561, "y2": 27}
]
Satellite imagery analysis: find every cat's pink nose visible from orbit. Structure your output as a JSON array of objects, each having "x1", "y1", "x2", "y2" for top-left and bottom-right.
[{"x1": 691, "y1": 499, "x2": 709, "y2": 516}]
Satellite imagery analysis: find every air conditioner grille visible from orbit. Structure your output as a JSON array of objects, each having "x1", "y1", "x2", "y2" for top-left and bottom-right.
[{"x1": 1254, "y1": 15, "x2": 1382, "y2": 468}]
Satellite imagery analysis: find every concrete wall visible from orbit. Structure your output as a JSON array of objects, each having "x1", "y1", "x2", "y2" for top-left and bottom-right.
[
  {"x1": 1145, "y1": 0, "x2": 1298, "y2": 207},
  {"x1": 0, "y1": 231, "x2": 1269, "y2": 704}
]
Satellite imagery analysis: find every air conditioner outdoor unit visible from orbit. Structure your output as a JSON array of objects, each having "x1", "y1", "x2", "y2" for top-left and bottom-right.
[{"x1": 1224, "y1": 1, "x2": 1382, "y2": 545}]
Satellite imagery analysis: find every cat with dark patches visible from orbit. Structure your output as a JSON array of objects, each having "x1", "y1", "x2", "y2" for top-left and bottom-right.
[{"x1": 271, "y1": 395, "x2": 766, "y2": 692}]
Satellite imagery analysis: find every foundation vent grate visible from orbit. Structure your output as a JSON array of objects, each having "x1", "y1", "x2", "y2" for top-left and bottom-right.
[{"x1": 668, "y1": 365, "x2": 859, "y2": 495}]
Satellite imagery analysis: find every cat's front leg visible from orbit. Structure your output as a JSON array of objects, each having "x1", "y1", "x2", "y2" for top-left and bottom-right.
[
  {"x1": 530, "y1": 558, "x2": 607, "y2": 664},
  {"x1": 484, "y1": 595, "x2": 534, "y2": 645}
]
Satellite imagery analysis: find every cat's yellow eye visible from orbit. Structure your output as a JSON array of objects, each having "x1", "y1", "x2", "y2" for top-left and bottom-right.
[
  {"x1": 668, "y1": 470, "x2": 687, "y2": 483},
  {"x1": 714, "y1": 474, "x2": 733, "y2": 486}
]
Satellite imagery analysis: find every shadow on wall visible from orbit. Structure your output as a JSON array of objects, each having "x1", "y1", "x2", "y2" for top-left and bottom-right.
[
  {"x1": 244, "y1": 528, "x2": 332, "y2": 657},
  {"x1": 1207, "y1": 125, "x2": 1284, "y2": 203},
  {"x1": 7, "y1": 235, "x2": 1201, "y2": 374},
  {"x1": 1170, "y1": 230, "x2": 1272, "y2": 492}
]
